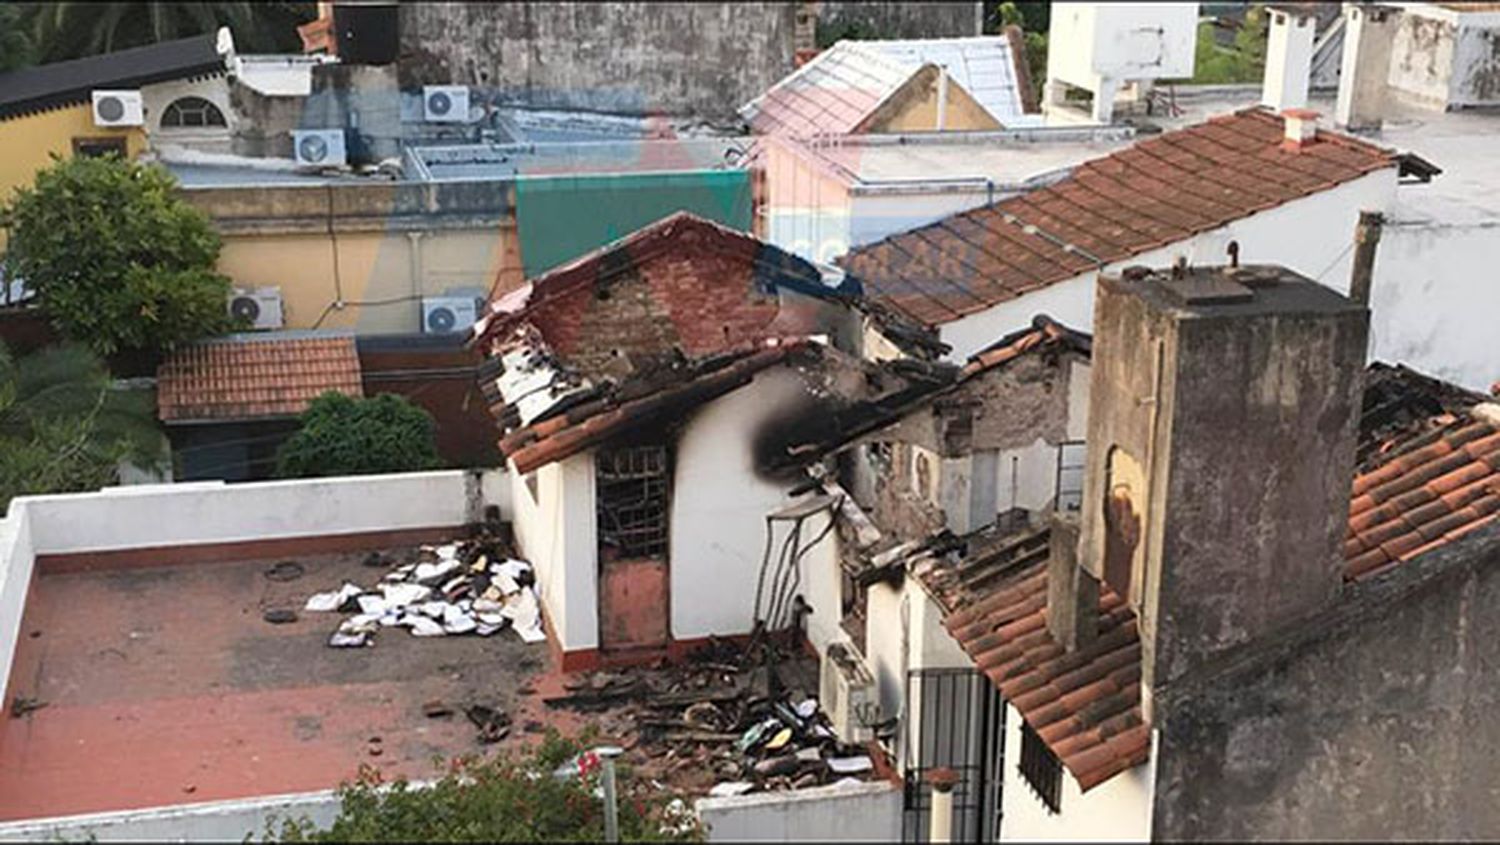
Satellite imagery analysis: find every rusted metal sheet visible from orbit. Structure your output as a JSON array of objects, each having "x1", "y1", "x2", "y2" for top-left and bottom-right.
[{"x1": 600, "y1": 558, "x2": 669, "y2": 649}]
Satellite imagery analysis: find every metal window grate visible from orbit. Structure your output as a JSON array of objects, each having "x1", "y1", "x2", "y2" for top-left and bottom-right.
[
  {"x1": 902, "y1": 668, "x2": 1004, "y2": 842},
  {"x1": 597, "y1": 445, "x2": 669, "y2": 560},
  {"x1": 1019, "y1": 720, "x2": 1062, "y2": 814},
  {"x1": 1054, "y1": 440, "x2": 1086, "y2": 512}
]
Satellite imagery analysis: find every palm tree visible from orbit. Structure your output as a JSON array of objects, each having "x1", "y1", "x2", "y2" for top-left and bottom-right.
[
  {"x1": 0, "y1": 342, "x2": 163, "y2": 511},
  {"x1": 20, "y1": 2, "x2": 317, "y2": 64}
]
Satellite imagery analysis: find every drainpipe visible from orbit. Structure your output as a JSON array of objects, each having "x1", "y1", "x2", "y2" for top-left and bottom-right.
[
  {"x1": 928, "y1": 768, "x2": 959, "y2": 843},
  {"x1": 1349, "y1": 210, "x2": 1384, "y2": 307}
]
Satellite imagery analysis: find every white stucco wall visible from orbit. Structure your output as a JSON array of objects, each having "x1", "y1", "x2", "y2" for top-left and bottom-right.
[
  {"x1": 1374, "y1": 220, "x2": 1500, "y2": 391},
  {"x1": 0, "y1": 470, "x2": 511, "y2": 731},
  {"x1": 696, "y1": 780, "x2": 902, "y2": 842},
  {"x1": 671, "y1": 368, "x2": 830, "y2": 640},
  {"x1": 936, "y1": 169, "x2": 1399, "y2": 360},
  {"x1": 0, "y1": 787, "x2": 347, "y2": 843},
  {"x1": 142, "y1": 76, "x2": 235, "y2": 154},
  {"x1": 999, "y1": 702, "x2": 1155, "y2": 842},
  {"x1": 16, "y1": 469, "x2": 504, "y2": 554},
  {"x1": 508, "y1": 454, "x2": 598, "y2": 651}
]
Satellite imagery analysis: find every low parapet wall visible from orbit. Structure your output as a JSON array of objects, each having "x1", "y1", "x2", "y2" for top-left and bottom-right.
[{"x1": 0, "y1": 469, "x2": 509, "y2": 718}]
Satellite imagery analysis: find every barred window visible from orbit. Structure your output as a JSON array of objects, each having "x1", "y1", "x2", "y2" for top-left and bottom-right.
[
  {"x1": 161, "y1": 96, "x2": 226, "y2": 128},
  {"x1": 596, "y1": 445, "x2": 670, "y2": 560},
  {"x1": 1019, "y1": 720, "x2": 1062, "y2": 814}
]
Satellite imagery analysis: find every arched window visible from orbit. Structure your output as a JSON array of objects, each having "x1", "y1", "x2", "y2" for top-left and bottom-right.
[{"x1": 160, "y1": 96, "x2": 226, "y2": 129}]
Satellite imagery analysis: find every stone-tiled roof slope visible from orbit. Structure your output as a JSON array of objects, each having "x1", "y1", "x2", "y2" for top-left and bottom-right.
[
  {"x1": 840, "y1": 107, "x2": 1398, "y2": 327},
  {"x1": 156, "y1": 334, "x2": 363, "y2": 422}
]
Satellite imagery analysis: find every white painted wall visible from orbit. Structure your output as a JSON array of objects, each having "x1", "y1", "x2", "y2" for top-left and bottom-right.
[
  {"x1": 672, "y1": 368, "x2": 828, "y2": 640},
  {"x1": 936, "y1": 169, "x2": 1398, "y2": 360},
  {"x1": 508, "y1": 454, "x2": 598, "y2": 651},
  {"x1": 998, "y1": 702, "x2": 1155, "y2": 842},
  {"x1": 0, "y1": 786, "x2": 347, "y2": 843},
  {"x1": 17, "y1": 470, "x2": 504, "y2": 554},
  {"x1": 1372, "y1": 220, "x2": 1500, "y2": 391},
  {"x1": 142, "y1": 77, "x2": 235, "y2": 154},
  {"x1": 0, "y1": 470, "x2": 511, "y2": 738},
  {"x1": 696, "y1": 780, "x2": 902, "y2": 842}
]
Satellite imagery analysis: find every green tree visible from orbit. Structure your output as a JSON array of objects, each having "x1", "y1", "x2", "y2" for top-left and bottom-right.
[
  {"x1": 0, "y1": 342, "x2": 163, "y2": 512},
  {"x1": 0, "y1": 5, "x2": 36, "y2": 72},
  {"x1": 275, "y1": 392, "x2": 443, "y2": 479},
  {"x1": 18, "y1": 2, "x2": 317, "y2": 64},
  {"x1": 268, "y1": 732, "x2": 701, "y2": 842},
  {"x1": 1, "y1": 154, "x2": 239, "y2": 358},
  {"x1": 1189, "y1": 6, "x2": 1269, "y2": 84}
]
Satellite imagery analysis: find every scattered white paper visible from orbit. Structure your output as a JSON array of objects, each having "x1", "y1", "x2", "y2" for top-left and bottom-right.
[
  {"x1": 409, "y1": 616, "x2": 446, "y2": 637},
  {"x1": 709, "y1": 781, "x2": 755, "y2": 797},
  {"x1": 827, "y1": 756, "x2": 873, "y2": 774}
]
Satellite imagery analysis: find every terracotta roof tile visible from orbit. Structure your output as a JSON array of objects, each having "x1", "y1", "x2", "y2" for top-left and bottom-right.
[
  {"x1": 914, "y1": 392, "x2": 1500, "y2": 795},
  {"x1": 156, "y1": 335, "x2": 363, "y2": 422},
  {"x1": 841, "y1": 107, "x2": 1397, "y2": 327}
]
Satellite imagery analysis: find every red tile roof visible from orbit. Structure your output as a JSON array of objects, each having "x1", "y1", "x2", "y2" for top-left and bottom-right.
[
  {"x1": 156, "y1": 335, "x2": 363, "y2": 422},
  {"x1": 916, "y1": 394, "x2": 1500, "y2": 794},
  {"x1": 839, "y1": 108, "x2": 1398, "y2": 327}
]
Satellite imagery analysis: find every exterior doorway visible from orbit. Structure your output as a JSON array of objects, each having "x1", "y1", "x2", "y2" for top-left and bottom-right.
[{"x1": 596, "y1": 443, "x2": 671, "y2": 650}]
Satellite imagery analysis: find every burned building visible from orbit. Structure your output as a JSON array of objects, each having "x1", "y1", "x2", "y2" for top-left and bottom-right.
[
  {"x1": 819, "y1": 261, "x2": 1500, "y2": 841},
  {"x1": 470, "y1": 211, "x2": 933, "y2": 669}
]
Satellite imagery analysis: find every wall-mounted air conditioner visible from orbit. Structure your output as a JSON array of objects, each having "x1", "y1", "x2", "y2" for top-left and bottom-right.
[
  {"x1": 423, "y1": 85, "x2": 470, "y2": 123},
  {"x1": 820, "y1": 642, "x2": 879, "y2": 745},
  {"x1": 422, "y1": 295, "x2": 479, "y2": 334},
  {"x1": 228, "y1": 287, "x2": 285, "y2": 330},
  {"x1": 292, "y1": 128, "x2": 347, "y2": 166},
  {"x1": 91, "y1": 90, "x2": 145, "y2": 127}
]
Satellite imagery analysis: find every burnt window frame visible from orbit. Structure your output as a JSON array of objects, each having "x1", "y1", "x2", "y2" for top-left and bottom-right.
[
  {"x1": 595, "y1": 442, "x2": 671, "y2": 562},
  {"x1": 160, "y1": 96, "x2": 227, "y2": 128},
  {"x1": 1019, "y1": 719, "x2": 1063, "y2": 814}
]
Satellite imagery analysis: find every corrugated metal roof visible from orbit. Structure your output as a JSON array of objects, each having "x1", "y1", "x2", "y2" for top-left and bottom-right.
[
  {"x1": 861, "y1": 36, "x2": 1026, "y2": 125},
  {"x1": 0, "y1": 33, "x2": 227, "y2": 121},
  {"x1": 740, "y1": 37, "x2": 1027, "y2": 136}
]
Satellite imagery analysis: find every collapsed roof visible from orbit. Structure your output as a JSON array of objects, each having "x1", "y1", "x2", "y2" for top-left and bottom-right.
[{"x1": 889, "y1": 363, "x2": 1500, "y2": 793}]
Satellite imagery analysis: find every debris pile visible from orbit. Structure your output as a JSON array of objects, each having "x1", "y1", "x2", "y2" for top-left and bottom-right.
[
  {"x1": 545, "y1": 639, "x2": 881, "y2": 797},
  {"x1": 303, "y1": 539, "x2": 545, "y2": 648}
]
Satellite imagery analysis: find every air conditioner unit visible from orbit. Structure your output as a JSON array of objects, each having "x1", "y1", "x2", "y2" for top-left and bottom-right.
[
  {"x1": 422, "y1": 295, "x2": 479, "y2": 334},
  {"x1": 423, "y1": 85, "x2": 470, "y2": 123},
  {"x1": 819, "y1": 642, "x2": 879, "y2": 745},
  {"x1": 228, "y1": 287, "x2": 285, "y2": 330},
  {"x1": 91, "y1": 90, "x2": 144, "y2": 127},
  {"x1": 292, "y1": 128, "x2": 347, "y2": 166}
]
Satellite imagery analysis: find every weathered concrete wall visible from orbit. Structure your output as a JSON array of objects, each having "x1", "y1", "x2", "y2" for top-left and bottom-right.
[
  {"x1": 1152, "y1": 523, "x2": 1500, "y2": 841},
  {"x1": 817, "y1": 2, "x2": 981, "y2": 41},
  {"x1": 0, "y1": 788, "x2": 346, "y2": 842},
  {"x1": 397, "y1": 3, "x2": 981, "y2": 119},
  {"x1": 398, "y1": 3, "x2": 797, "y2": 118},
  {"x1": 1387, "y1": 5, "x2": 1500, "y2": 110}
]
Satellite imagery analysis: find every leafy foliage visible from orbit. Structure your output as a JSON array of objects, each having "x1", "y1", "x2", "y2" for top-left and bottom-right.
[
  {"x1": 275, "y1": 392, "x2": 443, "y2": 479},
  {"x1": 1188, "y1": 6, "x2": 1269, "y2": 84},
  {"x1": 0, "y1": 5, "x2": 36, "y2": 72},
  {"x1": 267, "y1": 732, "x2": 701, "y2": 843},
  {"x1": 991, "y1": 2, "x2": 1048, "y2": 109},
  {"x1": 11, "y1": 2, "x2": 316, "y2": 65},
  {"x1": 1, "y1": 154, "x2": 240, "y2": 357},
  {"x1": 0, "y1": 342, "x2": 163, "y2": 512}
]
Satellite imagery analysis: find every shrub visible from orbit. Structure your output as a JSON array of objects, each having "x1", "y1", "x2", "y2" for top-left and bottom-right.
[{"x1": 275, "y1": 392, "x2": 442, "y2": 478}]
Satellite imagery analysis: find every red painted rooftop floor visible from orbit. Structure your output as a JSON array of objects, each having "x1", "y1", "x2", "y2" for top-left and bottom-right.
[{"x1": 0, "y1": 549, "x2": 571, "y2": 821}]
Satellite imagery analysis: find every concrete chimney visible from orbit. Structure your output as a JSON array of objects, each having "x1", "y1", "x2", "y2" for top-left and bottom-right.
[
  {"x1": 1336, "y1": 4, "x2": 1399, "y2": 131},
  {"x1": 1079, "y1": 263, "x2": 1369, "y2": 699},
  {"x1": 1262, "y1": 7, "x2": 1317, "y2": 111},
  {"x1": 1045, "y1": 511, "x2": 1097, "y2": 652},
  {"x1": 1281, "y1": 107, "x2": 1320, "y2": 150}
]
